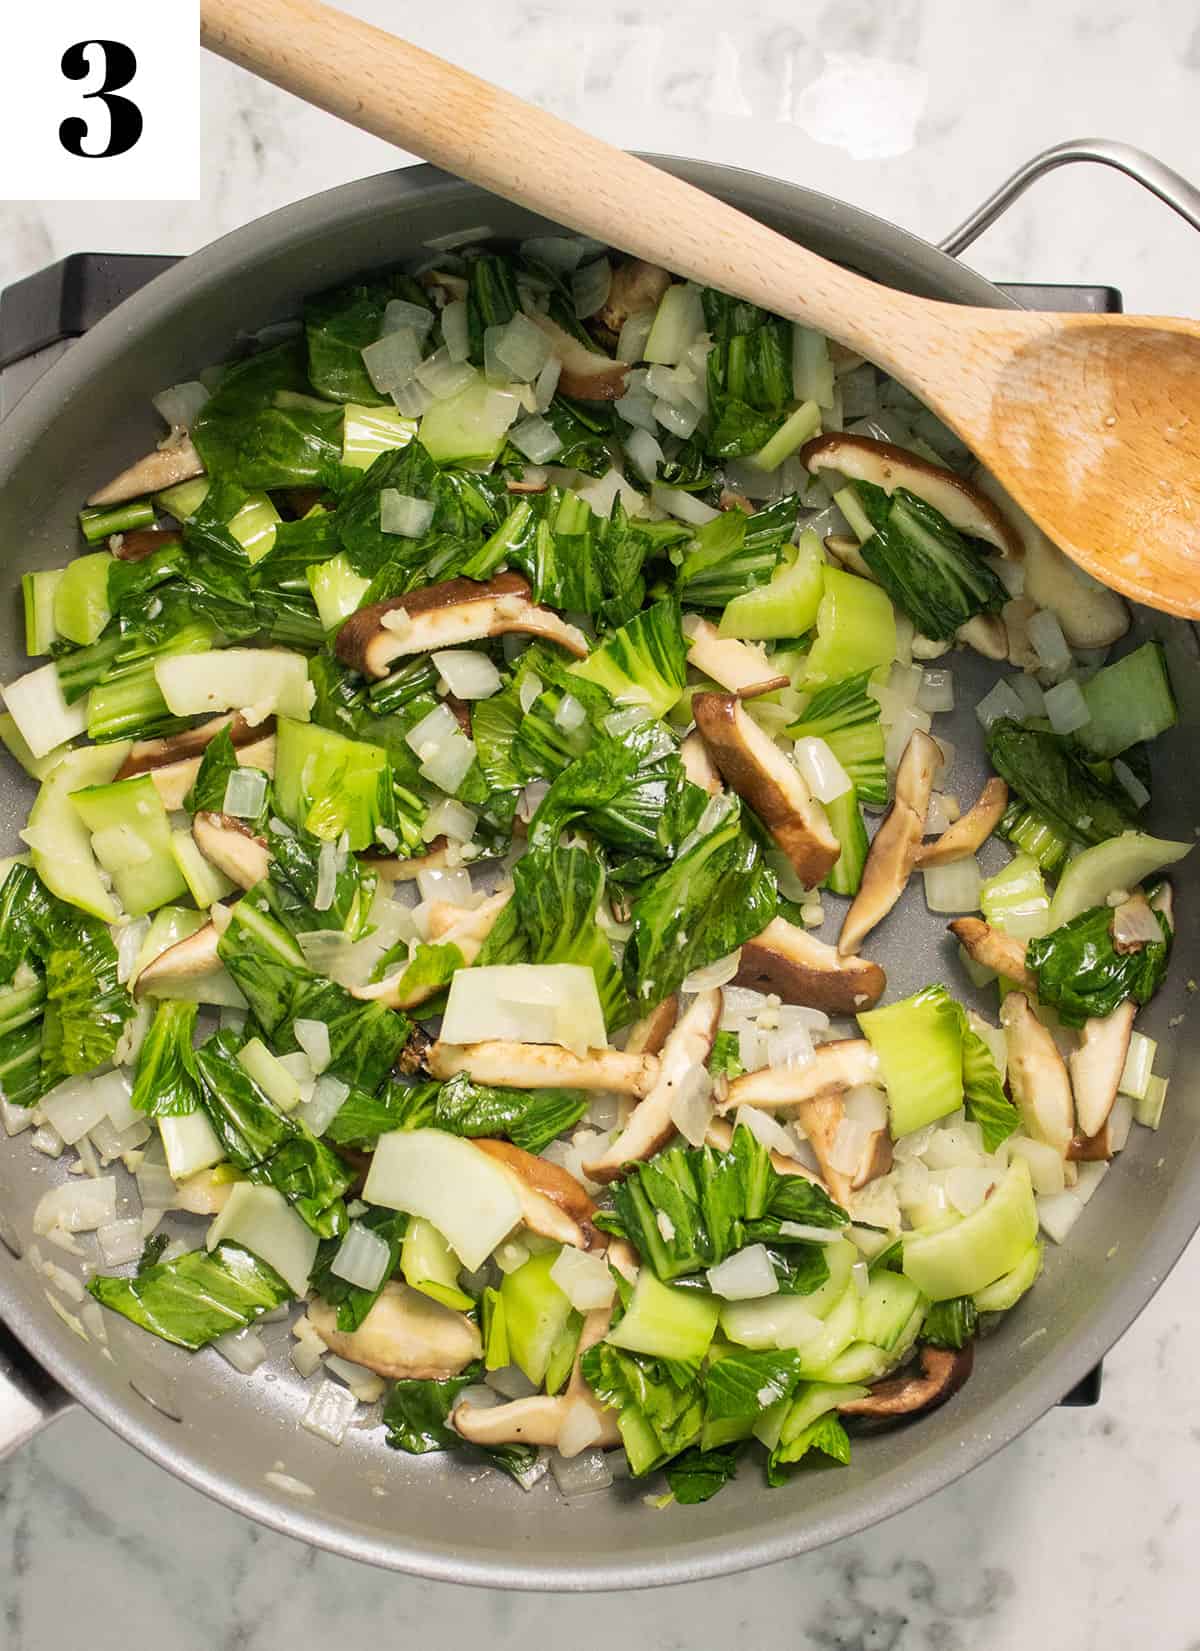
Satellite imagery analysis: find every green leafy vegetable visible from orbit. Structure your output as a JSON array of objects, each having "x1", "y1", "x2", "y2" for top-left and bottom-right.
[
  {"x1": 676, "y1": 497, "x2": 799, "y2": 607},
  {"x1": 131, "y1": 1001, "x2": 203, "y2": 1118},
  {"x1": 700, "y1": 291, "x2": 792, "y2": 458},
  {"x1": 579, "y1": 1342, "x2": 703, "y2": 1475},
  {"x1": 88, "y1": 1241, "x2": 292, "y2": 1350},
  {"x1": 957, "y1": 1013, "x2": 1020, "y2": 1152},
  {"x1": 708, "y1": 1029, "x2": 744, "y2": 1078},
  {"x1": 788, "y1": 671, "x2": 887, "y2": 805},
  {"x1": 305, "y1": 275, "x2": 430, "y2": 404},
  {"x1": 183, "y1": 725, "x2": 241, "y2": 815},
  {"x1": 570, "y1": 596, "x2": 687, "y2": 719},
  {"x1": 986, "y1": 720, "x2": 1137, "y2": 846},
  {"x1": 382, "y1": 1363, "x2": 483, "y2": 1454},
  {"x1": 766, "y1": 1412, "x2": 851, "y2": 1484},
  {"x1": 311, "y1": 1206, "x2": 407, "y2": 1331},
  {"x1": 664, "y1": 1443, "x2": 745, "y2": 1504},
  {"x1": 703, "y1": 1349, "x2": 803, "y2": 1421},
  {"x1": 191, "y1": 341, "x2": 345, "y2": 493},
  {"x1": 432, "y1": 1070, "x2": 589, "y2": 1155},
  {"x1": 1026, "y1": 901, "x2": 1170, "y2": 1027},
  {"x1": 851, "y1": 482, "x2": 1007, "y2": 641},
  {"x1": 920, "y1": 1296, "x2": 978, "y2": 1350},
  {"x1": 623, "y1": 798, "x2": 777, "y2": 1011}
]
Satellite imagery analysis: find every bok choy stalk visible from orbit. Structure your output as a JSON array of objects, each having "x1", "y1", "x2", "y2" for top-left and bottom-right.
[
  {"x1": 986, "y1": 720, "x2": 1138, "y2": 846},
  {"x1": 496, "y1": 845, "x2": 631, "y2": 1030},
  {"x1": 848, "y1": 482, "x2": 1008, "y2": 641},
  {"x1": 997, "y1": 797, "x2": 1071, "y2": 876},
  {"x1": 1025, "y1": 900, "x2": 1171, "y2": 1027},
  {"x1": 88, "y1": 1242, "x2": 293, "y2": 1351}
]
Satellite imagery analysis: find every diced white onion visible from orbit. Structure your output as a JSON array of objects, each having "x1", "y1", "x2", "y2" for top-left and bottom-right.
[
  {"x1": 571, "y1": 257, "x2": 612, "y2": 320},
  {"x1": 416, "y1": 865, "x2": 475, "y2": 908},
  {"x1": 297, "y1": 1073, "x2": 349, "y2": 1137},
  {"x1": 1108, "y1": 1093, "x2": 1134, "y2": 1153},
  {"x1": 330, "y1": 1220, "x2": 391, "y2": 1292},
  {"x1": 650, "y1": 483, "x2": 718, "y2": 526},
  {"x1": 792, "y1": 736, "x2": 852, "y2": 804},
  {"x1": 778, "y1": 1220, "x2": 846, "y2": 1244},
  {"x1": 738, "y1": 1026, "x2": 765, "y2": 1072},
  {"x1": 706, "y1": 1244, "x2": 778, "y2": 1301},
  {"x1": 301, "y1": 1377, "x2": 358, "y2": 1446},
  {"x1": 681, "y1": 949, "x2": 742, "y2": 992},
  {"x1": 405, "y1": 702, "x2": 461, "y2": 755},
  {"x1": 41, "y1": 1075, "x2": 120, "y2": 1146},
  {"x1": 153, "y1": 379, "x2": 210, "y2": 430},
  {"x1": 1009, "y1": 673, "x2": 1046, "y2": 719},
  {"x1": 553, "y1": 692, "x2": 587, "y2": 733},
  {"x1": 361, "y1": 327, "x2": 423, "y2": 394},
  {"x1": 493, "y1": 1238, "x2": 531, "y2": 1275},
  {"x1": 419, "y1": 732, "x2": 477, "y2": 795},
  {"x1": 843, "y1": 1084, "x2": 889, "y2": 1131},
  {"x1": 314, "y1": 841, "x2": 339, "y2": 913},
  {"x1": 555, "y1": 1401, "x2": 604, "y2": 1461},
  {"x1": 975, "y1": 677, "x2": 1027, "y2": 730},
  {"x1": 575, "y1": 467, "x2": 645, "y2": 519},
  {"x1": 550, "y1": 1245, "x2": 616, "y2": 1312},
  {"x1": 917, "y1": 668, "x2": 955, "y2": 714},
  {"x1": 946, "y1": 1166, "x2": 999, "y2": 1216},
  {"x1": 922, "y1": 856, "x2": 982, "y2": 914},
  {"x1": 1009, "y1": 1135, "x2": 1066, "y2": 1196},
  {"x1": 533, "y1": 356, "x2": 562, "y2": 413},
  {"x1": 415, "y1": 347, "x2": 477, "y2": 400},
  {"x1": 884, "y1": 704, "x2": 933, "y2": 772},
  {"x1": 213, "y1": 1325, "x2": 269, "y2": 1375},
  {"x1": 624, "y1": 426, "x2": 664, "y2": 483},
  {"x1": 551, "y1": 1444, "x2": 613, "y2": 1497},
  {"x1": 222, "y1": 767, "x2": 268, "y2": 820},
  {"x1": 734, "y1": 1104, "x2": 801, "y2": 1160},
  {"x1": 324, "y1": 1354, "x2": 386, "y2": 1404},
  {"x1": 829, "y1": 1117, "x2": 872, "y2": 1176},
  {"x1": 616, "y1": 311, "x2": 655, "y2": 365},
  {"x1": 434, "y1": 645, "x2": 503, "y2": 704},
  {"x1": 0, "y1": 1096, "x2": 33, "y2": 1138},
  {"x1": 1073, "y1": 1160, "x2": 1109, "y2": 1206},
  {"x1": 97, "y1": 1216, "x2": 145, "y2": 1267},
  {"x1": 1043, "y1": 678, "x2": 1091, "y2": 736},
  {"x1": 440, "y1": 299, "x2": 470, "y2": 363},
  {"x1": 668, "y1": 1063, "x2": 714, "y2": 1146},
  {"x1": 1037, "y1": 1189, "x2": 1084, "y2": 1244},
  {"x1": 613, "y1": 385, "x2": 657, "y2": 434},
  {"x1": 293, "y1": 1019, "x2": 331, "y2": 1075},
  {"x1": 764, "y1": 1023, "x2": 815, "y2": 1071},
  {"x1": 1028, "y1": 610, "x2": 1072, "y2": 679},
  {"x1": 654, "y1": 398, "x2": 700, "y2": 438},
  {"x1": 380, "y1": 489, "x2": 436, "y2": 538},
  {"x1": 34, "y1": 1177, "x2": 117, "y2": 1235},
  {"x1": 509, "y1": 415, "x2": 564, "y2": 464},
  {"x1": 136, "y1": 1159, "x2": 177, "y2": 1211},
  {"x1": 382, "y1": 298, "x2": 435, "y2": 340},
  {"x1": 392, "y1": 377, "x2": 434, "y2": 418},
  {"x1": 1112, "y1": 759, "x2": 1151, "y2": 810},
  {"x1": 423, "y1": 797, "x2": 479, "y2": 843}
]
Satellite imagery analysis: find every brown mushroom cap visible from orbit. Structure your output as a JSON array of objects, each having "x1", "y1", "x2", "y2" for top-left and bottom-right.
[
  {"x1": 428, "y1": 1039, "x2": 660, "y2": 1096},
  {"x1": 719, "y1": 1039, "x2": 880, "y2": 1114},
  {"x1": 473, "y1": 1138, "x2": 599, "y2": 1233},
  {"x1": 839, "y1": 729, "x2": 939, "y2": 957},
  {"x1": 528, "y1": 313, "x2": 629, "y2": 400},
  {"x1": 309, "y1": 1281, "x2": 481, "y2": 1380},
  {"x1": 87, "y1": 435, "x2": 205, "y2": 509},
  {"x1": 839, "y1": 1343, "x2": 975, "y2": 1419},
  {"x1": 799, "y1": 433, "x2": 1021, "y2": 558},
  {"x1": 193, "y1": 812, "x2": 271, "y2": 892},
  {"x1": 948, "y1": 917, "x2": 1035, "y2": 993},
  {"x1": 694, "y1": 692, "x2": 838, "y2": 888},
  {"x1": 622, "y1": 995, "x2": 680, "y2": 1057},
  {"x1": 336, "y1": 572, "x2": 588, "y2": 678},
  {"x1": 596, "y1": 259, "x2": 673, "y2": 334},
  {"x1": 916, "y1": 776, "x2": 1009, "y2": 868},
  {"x1": 736, "y1": 915, "x2": 886, "y2": 1012},
  {"x1": 134, "y1": 921, "x2": 221, "y2": 997},
  {"x1": 109, "y1": 528, "x2": 182, "y2": 563},
  {"x1": 117, "y1": 712, "x2": 275, "y2": 781},
  {"x1": 583, "y1": 989, "x2": 722, "y2": 1183}
]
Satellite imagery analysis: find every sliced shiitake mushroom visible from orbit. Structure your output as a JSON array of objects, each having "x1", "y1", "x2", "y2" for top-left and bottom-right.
[
  {"x1": 133, "y1": 921, "x2": 221, "y2": 997},
  {"x1": 308, "y1": 1280, "x2": 481, "y2": 1380},
  {"x1": 916, "y1": 776, "x2": 1008, "y2": 867},
  {"x1": 693, "y1": 692, "x2": 838, "y2": 888},
  {"x1": 87, "y1": 434, "x2": 205, "y2": 509},
  {"x1": 682, "y1": 617, "x2": 790, "y2": 698},
  {"x1": 736, "y1": 916, "x2": 886, "y2": 1013},
  {"x1": 336, "y1": 572, "x2": 589, "y2": 679},
  {"x1": 428, "y1": 1039, "x2": 660, "y2": 1096},
  {"x1": 838, "y1": 1343, "x2": 974, "y2": 1419},
  {"x1": 583, "y1": 989, "x2": 722, "y2": 1184},
  {"x1": 192, "y1": 813, "x2": 270, "y2": 892},
  {"x1": 353, "y1": 890, "x2": 511, "y2": 1011},
  {"x1": 109, "y1": 528, "x2": 182, "y2": 563},
  {"x1": 471, "y1": 1140, "x2": 591, "y2": 1249},
  {"x1": 596, "y1": 259, "x2": 672, "y2": 334},
  {"x1": 718, "y1": 1039, "x2": 880, "y2": 1114},
  {"x1": 1069, "y1": 999, "x2": 1136, "y2": 1140},
  {"x1": 838, "y1": 729, "x2": 939, "y2": 956},
  {"x1": 117, "y1": 712, "x2": 274, "y2": 781},
  {"x1": 1001, "y1": 992, "x2": 1074, "y2": 1157},
  {"x1": 527, "y1": 313, "x2": 629, "y2": 400},
  {"x1": 948, "y1": 917, "x2": 1035, "y2": 993},
  {"x1": 799, "y1": 434, "x2": 1021, "y2": 557},
  {"x1": 452, "y1": 1305, "x2": 620, "y2": 1451}
]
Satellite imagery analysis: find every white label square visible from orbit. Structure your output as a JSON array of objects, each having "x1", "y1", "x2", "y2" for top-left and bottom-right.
[{"x1": 0, "y1": 1, "x2": 199, "y2": 201}]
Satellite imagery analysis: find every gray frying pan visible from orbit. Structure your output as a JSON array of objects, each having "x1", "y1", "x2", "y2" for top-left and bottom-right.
[{"x1": 1, "y1": 142, "x2": 1199, "y2": 1590}]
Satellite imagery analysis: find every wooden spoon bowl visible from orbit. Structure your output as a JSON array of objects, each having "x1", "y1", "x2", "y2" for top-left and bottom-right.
[{"x1": 201, "y1": 0, "x2": 1200, "y2": 618}]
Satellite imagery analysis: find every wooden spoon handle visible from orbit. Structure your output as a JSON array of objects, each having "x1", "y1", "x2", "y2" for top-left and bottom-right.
[{"x1": 200, "y1": 0, "x2": 920, "y2": 360}]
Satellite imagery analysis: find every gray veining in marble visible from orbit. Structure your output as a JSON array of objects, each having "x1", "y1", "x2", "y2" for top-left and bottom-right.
[{"x1": 3, "y1": 1, "x2": 1200, "y2": 1644}]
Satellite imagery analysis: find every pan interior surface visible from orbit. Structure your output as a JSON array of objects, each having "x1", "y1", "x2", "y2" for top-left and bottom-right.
[{"x1": 0, "y1": 158, "x2": 1197, "y2": 1589}]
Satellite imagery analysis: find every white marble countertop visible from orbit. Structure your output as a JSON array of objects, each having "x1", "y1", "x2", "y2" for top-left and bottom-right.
[{"x1": 4, "y1": 3, "x2": 1200, "y2": 1645}]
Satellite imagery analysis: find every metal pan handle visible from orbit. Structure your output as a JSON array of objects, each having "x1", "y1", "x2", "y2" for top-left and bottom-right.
[
  {"x1": 0, "y1": 1322, "x2": 74, "y2": 1462},
  {"x1": 940, "y1": 137, "x2": 1200, "y2": 257}
]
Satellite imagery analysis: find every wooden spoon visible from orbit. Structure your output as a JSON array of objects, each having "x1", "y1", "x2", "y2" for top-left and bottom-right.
[{"x1": 201, "y1": 0, "x2": 1200, "y2": 618}]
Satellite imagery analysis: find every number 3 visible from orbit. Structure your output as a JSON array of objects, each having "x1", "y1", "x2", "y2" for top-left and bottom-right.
[{"x1": 59, "y1": 40, "x2": 144, "y2": 159}]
